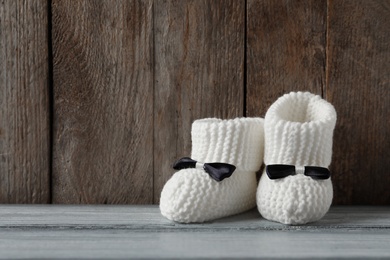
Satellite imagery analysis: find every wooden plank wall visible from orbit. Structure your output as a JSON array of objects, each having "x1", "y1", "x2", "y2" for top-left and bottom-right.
[
  {"x1": 327, "y1": 0, "x2": 390, "y2": 204},
  {"x1": 0, "y1": 0, "x2": 388, "y2": 205},
  {"x1": 153, "y1": 0, "x2": 244, "y2": 203},
  {"x1": 0, "y1": 0, "x2": 50, "y2": 203},
  {"x1": 51, "y1": 0, "x2": 154, "y2": 203}
]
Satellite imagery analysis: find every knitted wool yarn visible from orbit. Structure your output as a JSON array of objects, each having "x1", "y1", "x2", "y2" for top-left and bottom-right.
[
  {"x1": 160, "y1": 118, "x2": 264, "y2": 223},
  {"x1": 256, "y1": 92, "x2": 337, "y2": 225}
]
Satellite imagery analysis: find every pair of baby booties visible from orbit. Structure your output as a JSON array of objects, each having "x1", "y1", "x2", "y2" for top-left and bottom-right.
[{"x1": 160, "y1": 91, "x2": 337, "y2": 225}]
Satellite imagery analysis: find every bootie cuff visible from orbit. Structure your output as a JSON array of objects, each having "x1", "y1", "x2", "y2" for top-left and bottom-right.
[
  {"x1": 191, "y1": 118, "x2": 264, "y2": 172},
  {"x1": 264, "y1": 92, "x2": 337, "y2": 167}
]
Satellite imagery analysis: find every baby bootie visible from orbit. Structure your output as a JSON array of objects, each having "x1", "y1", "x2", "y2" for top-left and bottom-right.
[
  {"x1": 160, "y1": 118, "x2": 264, "y2": 223},
  {"x1": 257, "y1": 92, "x2": 337, "y2": 225}
]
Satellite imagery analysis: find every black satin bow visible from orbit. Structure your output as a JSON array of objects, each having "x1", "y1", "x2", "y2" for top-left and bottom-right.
[
  {"x1": 266, "y1": 164, "x2": 330, "y2": 180},
  {"x1": 173, "y1": 157, "x2": 236, "y2": 182}
]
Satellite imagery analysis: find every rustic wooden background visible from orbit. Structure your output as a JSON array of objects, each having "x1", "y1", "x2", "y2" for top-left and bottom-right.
[{"x1": 0, "y1": 0, "x2": 389, "y2": 204}]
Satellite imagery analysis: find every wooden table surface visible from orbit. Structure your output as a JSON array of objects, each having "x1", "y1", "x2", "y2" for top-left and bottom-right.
[{"x1": 1, "y1": 205, "x2": 389, "y2": 259}]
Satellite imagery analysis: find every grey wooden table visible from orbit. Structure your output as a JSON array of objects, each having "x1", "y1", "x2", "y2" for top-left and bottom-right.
[{"x1": 1, "y1": 206, "x2": 389, "y2": 259}]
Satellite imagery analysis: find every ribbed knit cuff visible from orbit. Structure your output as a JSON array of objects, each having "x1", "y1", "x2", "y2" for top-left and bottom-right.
[
  {"x1": 191, "y1": 117, "x2": 264, "y2": 172},
  {"x1": 264, "y1": 92, "x2": 337, "y2": 167}
]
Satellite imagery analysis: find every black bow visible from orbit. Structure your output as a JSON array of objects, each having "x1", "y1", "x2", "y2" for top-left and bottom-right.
[
  {"x1": 266, "y1": 164, "x2": 330, "y2": 180},
  {"x1": 173, "y1": 157, "x2": 236, "y2": 182}
]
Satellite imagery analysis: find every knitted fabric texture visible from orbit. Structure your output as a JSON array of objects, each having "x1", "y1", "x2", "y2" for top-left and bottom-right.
[
  {"x1": 160, "y1": 117, "x2": 264, "y2": 223},
  {"x1": 256, "y1": 92, "x2": 337, "y2": 225}
]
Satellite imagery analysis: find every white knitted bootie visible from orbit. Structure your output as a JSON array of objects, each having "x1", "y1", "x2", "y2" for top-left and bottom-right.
[
  {"x1": 160, "y1": 118, "x2": 264, "y2": 223},
  {"x1": 256, "y1": 92, "x2": 337, "y2": 225}
]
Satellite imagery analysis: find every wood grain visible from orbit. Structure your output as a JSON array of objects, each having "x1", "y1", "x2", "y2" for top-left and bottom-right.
[
  {"x1": 0, "y1": 206, "x2": 390, "y2": 259},
  {"x1": 246, "y1": 0, "x2": 326, "y2": 116},
  {"x1": 1, "y1": 205, "x2": 390, "y2": 229},
  {"x1": 153, "y1": 0, "x2": 245, "y2": 203},
  {"x1": 2, "y1": 229, "x2": 389, "y2": 259},
  {"x1": 326, "y1": 0, "x2": 390, "y2": 204},
  {"x1": 52, "y1": 0, "x2": 154, "y2": 203},
  {"x1": 0, "y1": 0, "x2": 50, "y2": 203}
]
